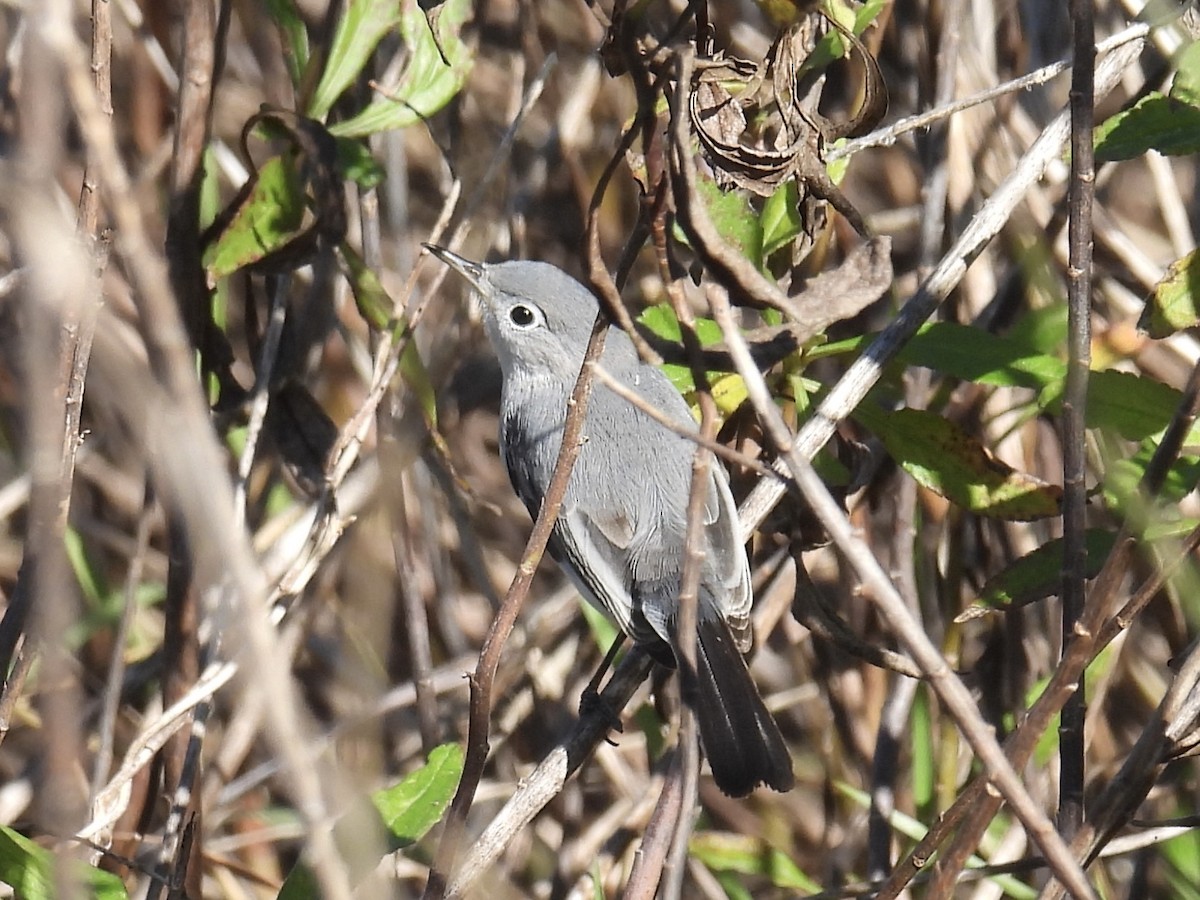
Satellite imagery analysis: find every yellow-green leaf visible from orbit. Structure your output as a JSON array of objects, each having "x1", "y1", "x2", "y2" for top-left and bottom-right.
[
  {"x1": 372, "y1": 743, "x2": 463, "y2": 846},
  {"x1": 329, "y1": 0, "x2": 474, "y2": 137},
  {"x1": 339, "y1": 243, "x2": 438, "y2": 427},
  {"x1": 308, "y1": 0, "x2": 403, "y2": 119},
  {"x1": 1140, "y1": 248, "x2": 1200, "y2": 338},
  {"x1": 0, "y1": 825, "x2": 128, "y2": 900},
  {"x1": 857, "y1": 405, "x2": 1062, "y2": 520},
  {"x1": 690, "y1": 831, "x2": 821, "y2": 893},
  {"x1": 204, "y1": 155, "x2": 307, "y2": 281}
]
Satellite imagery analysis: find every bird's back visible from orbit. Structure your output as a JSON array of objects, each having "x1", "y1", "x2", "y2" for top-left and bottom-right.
[{"x1": 500, "y1": 325, "x2": 750, "y2": 644}]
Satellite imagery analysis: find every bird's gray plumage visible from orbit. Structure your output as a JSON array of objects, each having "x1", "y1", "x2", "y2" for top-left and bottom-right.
[
  {"x1": 429, "y1": 247, "x2": 793, "y2": 796},
  {"x1": 475, "y1": 260, "x2": 749, "y2": 651}
]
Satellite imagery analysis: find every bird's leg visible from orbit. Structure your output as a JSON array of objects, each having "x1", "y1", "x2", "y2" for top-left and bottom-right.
[{"x1": 580, "y1": 634, "x2": 626, "y2": 743}]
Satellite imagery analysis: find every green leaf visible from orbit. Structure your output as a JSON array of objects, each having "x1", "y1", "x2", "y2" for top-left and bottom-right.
[
  {"x1": 715, "y1": 874, "x2": 755, "y2": 900},
  {"x1": 689, "y1": 832, "x2": 822, "y2": 893},
  {"x1": 1094, "y1": 94, "x2": 1200, "y2": 162},
  {"x1": 308, "y1": 0, "x2": 403, "y2": 119},
  {"x1": 960, "y1": 529, "x2": 1119, "y2": 618},
  {"x1": 340, "y1": 241, "x2": 393, "y2": 330},
  {"x1": 264, "y1": 0, "x2": 310, "y2": 88},
  {"x1": 329, "y1": 0, "x2": 474, "y2": 137},
  {"x1": 632, "y1": 702, "x2": 668, "y2": 762},
  {"x1": 589, "y1": 860, "x2": 605, "y2": 900},
  {"x1": 372, "y1": 742, "x2": 463, "y2": 846},
  {"x1": 1169, "y1": 39, "x2": 1200, "y2": 108},
  {"x1": 0, "y1": 825, "x2": 128, "y2": 900},
  {"x1": 826, "y1": 138, "x2": 850, "y2": 184},
  {"x1": 694, "y1": 175, "x2": 763, "y2": 271},
  {"x1": 277, "y1": 862, "x2": 319, "y2": 900},
  {"x1": 856, "y1": 405, "x2": 1062, "y2": 520},
  {"x1": 1166, "y1": 862, "x2": 1200, "y2": 900},
  {"x1": 802, "y1": 0, "x2": 888, "y2": 71},
  {"x1": 279, "y1": 746, "x2": 461, "y2": 900},
  {"x1": 897, "y1": 322, "x2": 1066, "y2": 391},
  {"x1": 580, "y1": 600, "x2": 620, "y2": 659},
  {"x1": 1162, "y1": 820, "x2": 1200, "y2": 898},
  {"x1": 336, "y1": 137, "x2": 386, "y2": 189},
  {"x1": 636, "y1": 303, "x2": 681, "y2": 342},
  {"x1": 1084, "y1": 368, "x2": 1185, "y2": 441},
  {"x1": 204, "y1": 155, "x2": 307, "y2": 281},
  {"x1": 279, "y1": 742, "x2": 461, "y2": 900},
  {"x1": 1104, "y1": 434, "x2": 1200, "y2": 511},
  {"x1": 339, "y1": 243, "x2": 438, "y2": 426},
  {"x1": 635, "y1": 304, "x2": 722, "y2": 345},
  {"x1": 910, "y1": 686, "x2": 934, "y2": 811},
  {"x1": 760, "y1": 180, "x2": 802, "y2": 258},
  {"x1": 1140, "y1": 248, "x2": 1200, "y2": 338},
  {"x1": 65, "y1": 527, "x2": 105, "y2": 607},
  {"x1": 710, "y1": 372, "x2": 749, "y2": 417},
  {"x1": 1006, "y1": 303, "x2": 1068, "y2": 355},
  {"x1": 635, "y1": 304, "x2": 736, "y2": 402}
]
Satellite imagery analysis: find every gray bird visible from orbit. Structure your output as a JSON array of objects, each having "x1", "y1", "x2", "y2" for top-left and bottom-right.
[{"x1": 428, "y1": 245, "x2": 794, "y2": 797}]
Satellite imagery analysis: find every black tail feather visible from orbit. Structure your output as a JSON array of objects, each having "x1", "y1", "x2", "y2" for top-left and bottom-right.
[{"x1": 676, "y1": 619, "x2": 795, "y2": 797}]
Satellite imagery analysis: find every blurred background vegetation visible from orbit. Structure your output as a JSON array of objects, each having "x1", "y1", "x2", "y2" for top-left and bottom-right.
[{"x1": 1, "y1": 0, "x2": 1199, "y2": 897}]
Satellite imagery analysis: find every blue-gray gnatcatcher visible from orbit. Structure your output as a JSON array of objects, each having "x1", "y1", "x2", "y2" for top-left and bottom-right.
[{"x1": 428, "y1": 245, "x2": 794, "y2": 797}]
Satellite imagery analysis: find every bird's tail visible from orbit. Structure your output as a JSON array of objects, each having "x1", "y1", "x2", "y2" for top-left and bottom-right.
[{"x1": 674, "y1": 619, "x2": 795, "y2": 797}]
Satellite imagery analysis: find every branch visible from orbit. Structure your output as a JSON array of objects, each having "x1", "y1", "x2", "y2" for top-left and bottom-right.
[
  {"x1": 1057, "y1": 0, "x2": 1096, "y2": 844},
  {"x1": 422, "y1": 315, "x2": 609, "y2": 899},
  {"x1": 444, "y1": 652, "x2": 655, "y2": 897},
  {"x1": 735, "y1": 31, "x2": 1147, "y2": 545},
  {"x1": 705, "y1": 286, "x2": 1096, "y2": 899}
]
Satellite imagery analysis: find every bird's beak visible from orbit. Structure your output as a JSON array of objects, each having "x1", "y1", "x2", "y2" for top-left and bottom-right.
[{"x1": 423, "y1": 243, "x2": 487, "y2": 294}]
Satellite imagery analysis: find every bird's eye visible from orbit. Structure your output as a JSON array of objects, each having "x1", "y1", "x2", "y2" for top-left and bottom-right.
[{"x1": 509, "y1": 304, "x2": 537, "y2": 328}]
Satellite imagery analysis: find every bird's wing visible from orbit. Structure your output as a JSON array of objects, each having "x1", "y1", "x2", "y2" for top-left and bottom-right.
[
  {"x1": 592, "y1": 370, "x2": 754, "y2": 648},
  {"x1": 500, "y1": 364, "x2": 753, "y2": 653},
  {"x1": 552, "y1": 500, "x2": 642, "y2": 638},
  {"x1": 502, "y1": 404, "x2": 660, "y2": 647},
  {"x1": 707, "y1": 463, "x2": 753, "y2": 651}
]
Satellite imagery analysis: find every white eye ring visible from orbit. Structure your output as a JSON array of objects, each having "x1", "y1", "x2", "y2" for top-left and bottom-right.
[{"x1": 508, "y1": 303, "x2": 539, "y2": 329}]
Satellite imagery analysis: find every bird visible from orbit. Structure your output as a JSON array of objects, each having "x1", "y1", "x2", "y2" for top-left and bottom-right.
[{"x1": 427, "y1": 244, "x2": 794, "y2": 797}]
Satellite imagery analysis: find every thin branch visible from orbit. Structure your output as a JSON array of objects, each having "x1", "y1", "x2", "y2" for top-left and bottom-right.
[
  {"x1": 14, "y1": 5, "x2": 92, "y2": 878},
  {"x1": 736, "y1": 32, "x2": 1147, "y2": 545},
  {"x1": 76, "y1": 0, "x2": 111, "y2": 237},
  {"x1": 706, "y1": 287, "x2": 1097, "y2": 900},
  {"x1": 90, "y1": 481, "x2": 154, "y2": 803},
  {"x1": 1037, "y1": 635, "x2": 1200, "y2": 900},
  {"x1": 422, "y1": 314, "x2": 609, "y2": 899},
  {"x1": 459, "y1": 53, "x2": 556, "y2": 227},
  {"x1": 828, "y1": 22, "x2": 1150, "y2": 162},
  {"x1": 45, "y1": 14, "x2": 355, "y2": 898},
  {"x1": 790, "y1": 557, "x2": 923, "y2": 678},
  {"x1": 388, "y1": 467, "x2": 442, "y2": 751},
  {"x1": 233, "y1": 278, "x2": 289, "y2": 529},
  {"x1": 623, "y1": 741, "x2": 689, "y2": 900},
  {"x1": 588, "y1": 363, "x2": 784, "y2": 482},
  {"x1": 582, "y1": 104, "x2": 663, "y2": 363},
  {"x1": 443, "y1": 652, "x2": 655, "y2": 897},
  {"x1": 1058, "y1": 0, "x2": 1096, "y2": 844},
  {"x1": 0, "y1": 642, "x2": 34, "y2": 751},
  {"x1": 660, "y1": 711, "x2": 700, "y2": 900},
  {"x1": 80, "y1": 655, "x2": 237, "y2": 844},
  {"x1": 877, "y1": 345, "x2": 1200, "y2": 900}
]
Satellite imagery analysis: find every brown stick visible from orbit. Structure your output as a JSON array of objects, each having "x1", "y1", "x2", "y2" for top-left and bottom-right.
[
  {"x1": 422, "y1": 315, "x2": 609, "y2": 899},
  {"x1": 879, "y1": 361, "x2": 1200, "y2": 899},
  {"x1": 1057, "y1": 0, "x2": 1096, "y2": 845},
  {"x1": 705, "y1": 284, "x2": 1096, "y2": 900}
]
